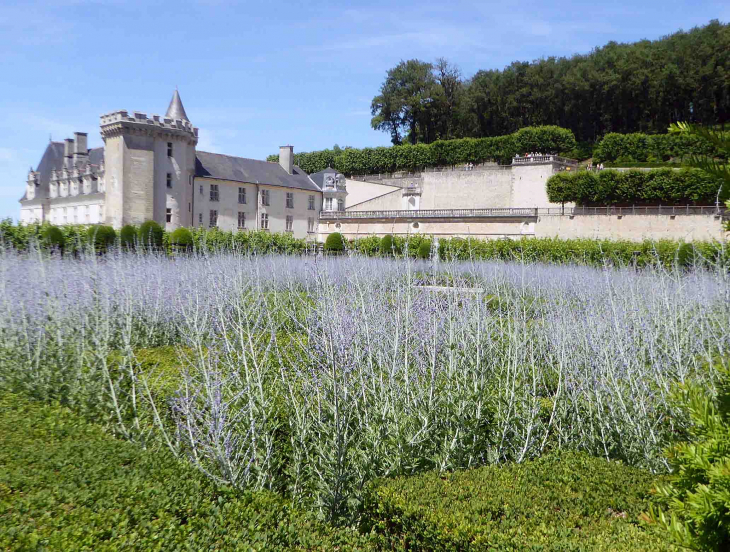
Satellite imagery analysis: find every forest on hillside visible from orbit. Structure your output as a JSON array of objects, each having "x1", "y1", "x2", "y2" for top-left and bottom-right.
[{"x1": 370, "y1": 20, "x2": 729, "y2": 146}]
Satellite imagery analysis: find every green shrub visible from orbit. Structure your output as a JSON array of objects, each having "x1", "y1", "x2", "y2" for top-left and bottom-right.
[
  {"x1": 138, "y1": 220, "x2": 164, "y2": 247},
  {"x1": 41, "y1": 225, "x2": 65, "y2": 250},
  {"x1": 646, "y1": 360, "x2": 730, "y2": 551},
  {"x1": 120, "y1": 225, "x2": 137, "y2": 248},
  {"x1": 546, "y1": 168, "x2": 726, "y2": 205},
  {"x1": 169, "y1": 227, "x2": 193, "y2": 249},
  {"x1": 379, "y1": 235, "x2": 394, "y2": 256},
  {"x1": 268, "y1": 126, "x2": 576, "y2": 175},
  {"x1": 324, "y1": 232, "x2": 345, "y2": 252},
  {"x1": 593, "y1": 132, "x2": 728, "y2": 164},
  {"x1": 417, "y1": 239, "x2": 432, "y2": 259},
  {"x1": 86, "y1": 225, "x2": 116, "y2": 251},
  {"x1": 0, "y1": 392, "x2": 373, "y2": 551},
  {"x1": 362, "y1": 451, "x2": 671, "y2": 551}
]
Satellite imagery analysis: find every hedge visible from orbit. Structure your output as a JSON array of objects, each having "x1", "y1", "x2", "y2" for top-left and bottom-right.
[
  {"x1": 546, "y1": 168, "x2": 727, "y2": 205},
  {"x1": 361, "y1": 451, "x2": 670, "y2": 551},
  {"x1": 0, "y1": 221, "x2": 310, "y2": 256},
  {"x1": 351, "y1": 235, "x2": 729, "y2": 268},
  {"x1": 324, "y1": 232, "x2": 345, "y2": 252},
  {"x1": 138, "y1": 220, "x2": 164, "y2": 247},
  {"x1": 0, "y1": 392, "x2": 373, "y2": 551},
  {"x1": 267, "y1": 126, "x2": 577, "y2": 175},
  {"x1": 593, "y1": 132, "x2": 728, "y2": 163},
  {"x1": 86, "y1": 225, "x2": 116, "y2": 251}
]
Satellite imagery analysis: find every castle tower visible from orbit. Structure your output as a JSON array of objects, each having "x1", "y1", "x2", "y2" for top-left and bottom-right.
[{"x1": 100, "y1": 90, "x2": 198, "y2": 229}]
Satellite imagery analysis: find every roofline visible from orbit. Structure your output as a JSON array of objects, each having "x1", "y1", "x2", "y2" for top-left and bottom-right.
[{"x1": 195, "y1": 174, "x2": 322, "y2": 193}]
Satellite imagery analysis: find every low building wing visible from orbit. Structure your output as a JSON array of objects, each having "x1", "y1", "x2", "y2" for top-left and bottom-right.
[{"x1": 195, "y1": 151, "x2": 320, "y2": 192}]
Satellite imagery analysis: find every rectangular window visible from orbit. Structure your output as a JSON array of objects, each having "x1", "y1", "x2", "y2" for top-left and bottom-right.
[
  {"x1": 261, "y1": 189, "x2": 270, "y2": 206},
  {"x1": 238, "y1": 211, "x2": 246, "y2": 229},
  {"x1": 188, "y1": 202, "x2": 191, "y2": 212},
  {"x1": 308, "y1": 217, "x2": 314, "y2": 233},
  {"x1": 209, "y1": 209, "x2": 218, "y2": 228},
  {"x1": 166, "y1": 173, "x2": 172, "y2": 188},
  {"x1": 285, "y1": 215, "x2": 293, "y2": 232},
  {"x1": 260, "y1": 212, "x2": 269, "y2": 230},
  {"x1": 286, "y1": 192, "x2": 294, "y2": 209},
  {"x1": 325, "y1": 197, "x2": 333, "y2": 210},
  {"x1": 337, "y1": 198, "x2": 344, "y2": 212},
  {"x1": 198, "y1": 212, "x2": 203, "y2": 225},
  {"x1": 199, "y1": 184, "x2": 203, "y2": 195},
  {"x1": 308, "y1": 195, "x2": 315, "y2": 210},
  {"x1": 238, "y1": 187, "x2": 246, "y2": 204},
  {"x1": 63, "y1": 207, "x2": 67, "y2": 224},
  {"x1": 166, "y1": 208, "x2": 172, "y2": 223},
  {"x1": 167, "y1": 142, "x2": 173, "y2": 157},
  {"x1": 210, "y1": 184, "x2": 219, "y2": 202},
  {"x1": 85, "y1": 206, "x2": 90, "y2": 222},
  {"x1": 73, "y1": 206, "x2": 78, "y2": 224}
]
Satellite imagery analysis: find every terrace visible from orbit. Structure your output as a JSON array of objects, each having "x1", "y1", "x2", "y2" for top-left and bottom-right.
[{"x1": 319, "y1": 205, "x2": 728, "y2": 220}]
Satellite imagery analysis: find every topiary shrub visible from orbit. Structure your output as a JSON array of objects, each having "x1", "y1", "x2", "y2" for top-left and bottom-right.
[
  {"x1": 646, "y1": 360, "x2": 730, "y2": 550},
  {"x1": 138, "y1": 221, "x2": 163, "y2": 248},
  {"x1": 324, "y1": 232, "x2": 345, "y2": 253},
  {"x1": 169, "y1": 227, "x2": 193, "y2": 252},
  {"x1": 417, "y1": 239, "x2": 432, "y2": 260},
  {"x1": 86, "y1": 225, "x2": 116, "y2": 252},
  {"x1": 120, "y1": 225, "x2": 137, "y2": 249},
  {"x1": 41, "y1": 225, "x2": 65, "y2": 251},
  {"x1": 379, "y1": 235, "x2": 394, "y2": 256},
  {"x1": 677, "y1": 242, "x2": 699, "y2": 268}
]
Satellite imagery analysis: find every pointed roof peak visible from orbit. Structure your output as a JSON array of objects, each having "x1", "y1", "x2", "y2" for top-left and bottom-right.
[{"x1": 165, "y1": 89, "x2": 189, "y2": 121}]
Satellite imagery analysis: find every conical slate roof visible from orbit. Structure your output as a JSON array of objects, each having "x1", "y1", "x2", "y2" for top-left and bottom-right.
[{"x1": 165, "y1": 89, "x2": 189, "y2": 121}]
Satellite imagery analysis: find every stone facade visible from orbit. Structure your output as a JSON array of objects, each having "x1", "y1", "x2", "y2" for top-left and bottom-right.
[{"x1": 20, "y1": 91, "x2": 323, "y2": 240}]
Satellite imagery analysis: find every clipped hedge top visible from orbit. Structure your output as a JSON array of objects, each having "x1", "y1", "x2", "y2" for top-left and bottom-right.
[
  {"x1": 546, "y1": 167, "x2": 726, "y2": 205},
  {"x1": 364, "y1": 451, "x2": 671, "y2": 551},
  {"x1": 0, "y1": 393, "x2": 372, "y2": 551},
  {"x1": 267, "y1": 126, "x2": 576, "y2": 175}
]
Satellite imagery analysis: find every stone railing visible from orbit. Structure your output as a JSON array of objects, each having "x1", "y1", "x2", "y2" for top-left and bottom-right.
[
  {"x1": 319, "y1": 206, "x2": 727, "y2": 220},
  {"x1": 512, "y1": 155, "x2": 578, "y2": 165},
  {"x1": 349, "y1": 164, "x2": 511, "y2": 183}
]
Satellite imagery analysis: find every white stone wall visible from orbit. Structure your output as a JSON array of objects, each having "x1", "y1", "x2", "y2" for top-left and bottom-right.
[
  {"x1": 319, "y1": 218, "x2": 532, "y2": 241},
  {"x1": 20, "y1": 205, "x2": 45, "y2": 224},
  {"x1": 510, "y1": 163, "x2": 574, "y2": 209},
  {"x1": 48, "y1": 199, "x2": 105, "y2": 225},
  {"x1": 535, "y1": 214, "x2": 726, "y2": 242},
  {"x1": 194, "y1": 177, "x2": 321, "y2": 239},
  {"x1": 345, "y1": 179, "x2": 400, "y2": 207}
]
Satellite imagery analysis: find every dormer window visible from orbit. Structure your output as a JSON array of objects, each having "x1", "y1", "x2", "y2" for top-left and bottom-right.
[{"x1": 167, "y1": 142, "x2": 173, "y2": 157}]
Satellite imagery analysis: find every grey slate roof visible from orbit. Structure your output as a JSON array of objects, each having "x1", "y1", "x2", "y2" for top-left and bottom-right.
[
  {"x1": 20, "y1": 142, "x2": 104, "y2": 202},
  {"x1": 165, "y1": 90, "x2": 189, "y2": 121},
  {"x1": 195, "y1": 151, "x2": 321, "y2": 192},
  {"x1": 308, "y1": 167, "x2": 339, "y2": 189}
]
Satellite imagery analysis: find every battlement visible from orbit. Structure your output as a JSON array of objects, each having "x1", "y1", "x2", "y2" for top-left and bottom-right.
[{"x1": 99, "y1": 110, "x2": 198, "y2": 137}]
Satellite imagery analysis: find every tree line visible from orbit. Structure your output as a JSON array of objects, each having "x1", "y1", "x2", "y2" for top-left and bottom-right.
[{"x1": 370, "y1": 20, "x2": 729, "y2": 146}]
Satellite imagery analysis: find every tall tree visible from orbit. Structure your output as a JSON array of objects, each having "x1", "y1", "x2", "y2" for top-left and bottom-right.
[{"x1": 370, "y1": 59, "x2": 437, "y2": 145}]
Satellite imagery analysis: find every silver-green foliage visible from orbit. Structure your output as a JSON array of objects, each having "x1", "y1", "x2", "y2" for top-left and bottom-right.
[{"x1": 0, "y1": 247, "x2": 728, "y2": 522}]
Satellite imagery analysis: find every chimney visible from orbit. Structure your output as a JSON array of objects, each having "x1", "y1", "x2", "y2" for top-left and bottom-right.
[
  {"x1": 64, "y1": 138, "x2": 74, "y2": 168},
  {"x1": 73, "y1": 132, "x2": 88, "y2": 164},
  {"x1": 279, "y1": 145, "x2": 293, "y2": 175},
  {"x1": 74, "y1": 132, "x2": 88, "y2": 155}
]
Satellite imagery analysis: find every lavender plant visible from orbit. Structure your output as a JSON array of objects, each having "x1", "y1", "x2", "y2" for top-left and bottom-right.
[{"x1": 0, "y1": 243, "x2": 727, "y2": 521}]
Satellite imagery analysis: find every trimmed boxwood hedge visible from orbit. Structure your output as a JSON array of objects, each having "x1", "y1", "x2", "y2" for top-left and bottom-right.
[
  {"x1": 593, "y1": 132, "x2": 728, "y2": 163},
  {"x1": 169, "y1": 226, "x2": 193, "y2": 249},
  {"x1": 361, "y1": 451, "x2": 672, "y2": 551},
  {"x1": 0, "y1": 393, "x2": 374, "y2": 551},
  {"x1": 138, "y1": 220, "x2": 164, "y2": 247},
  {"x1": 86, "y1": 225, "x2": 116, "y2": 251},
  {"x1": 267, "y1": 126, "x2": 577, "y2": 174},
  {"x1": 40, "y1": 225, "x2": 65, "y2": 250},
  {"x1": 324, "y1": 232, "x2": 346, "y2": 252},
  {"x1": 546, "y1": 168, "x2": 726, "y2": 205},
  {"x1": 119, "y1": 224, "x2": 137, "y2": 248}
]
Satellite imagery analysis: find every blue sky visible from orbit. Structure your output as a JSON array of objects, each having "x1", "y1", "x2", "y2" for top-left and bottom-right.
[{"x1": 1, "y1": 0, "x2": 728, "y2": 220}]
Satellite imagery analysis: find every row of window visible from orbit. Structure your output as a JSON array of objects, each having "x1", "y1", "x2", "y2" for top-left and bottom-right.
[
  {"x1": 325, "y1": 198, "x2": 345, "y2": 211},
  {"x1": 52, "y1": 205, "x2": 97, "y2": 224},
  {"x1": 203, "y1": 184, "x2": 316, "y2": 210},
  {"x1": 201, "y1": 210, "x2": 316, "y2": 232}
]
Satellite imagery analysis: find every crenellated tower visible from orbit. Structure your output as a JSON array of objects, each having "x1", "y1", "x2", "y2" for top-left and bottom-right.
[{"x1": 100, "y1": 90, "x2": 198, "y2": 229}]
